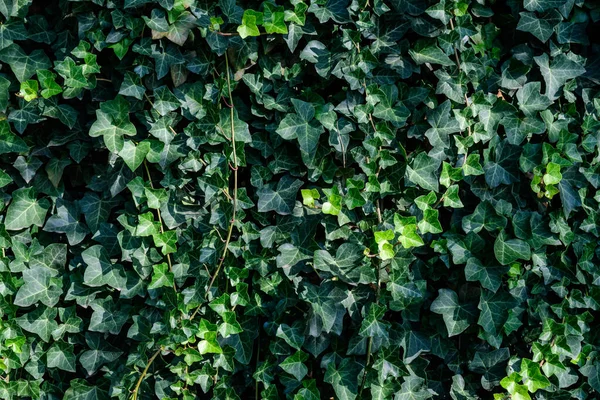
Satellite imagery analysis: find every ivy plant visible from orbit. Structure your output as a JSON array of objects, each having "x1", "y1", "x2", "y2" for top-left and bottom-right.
[{"x1": 1, "y1": 0, "x2": 600, "y2": 399}]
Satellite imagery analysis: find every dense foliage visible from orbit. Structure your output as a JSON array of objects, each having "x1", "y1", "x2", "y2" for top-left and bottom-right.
[{"x1": 2, "y1": 0, "x2": 600, "y2": 398}]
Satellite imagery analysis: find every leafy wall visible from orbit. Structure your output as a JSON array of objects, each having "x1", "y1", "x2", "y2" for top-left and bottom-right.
[{"x1": 0, "y1": 0, "x2": 600, "y2": 399}]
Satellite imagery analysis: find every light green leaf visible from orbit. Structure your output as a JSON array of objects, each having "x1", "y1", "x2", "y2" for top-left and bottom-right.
[
  {"x1": 281, "y1": 351, "x2": 309, "y2": 381},
  {"x1": 148, "y1": 262, "x2": 174, "y2": 289},
  {"x1": 118, "y1": 71, "x2": 145, "y2": 100},
  {"x1": 118, "y1": 140, "x2": 150, "y2": 172},
  {"x1": 237, "y1": 9, "x2": 263, "y2": 38},
  {"x1": 5, "y1": 187, "x2": 49, "y2": 231},
  {"x1": 46, "y1": 342, "x2": 76, "y2": 372},
  {"x1": 406, "y1": 152, "x2": 440, "y2": 192},
  {"x1": 89, "y1": 97, "x2": 136, "y2": 153},
  {"x1": 264, "y1": 3, "x2": 287, "y2": 34},
  {"x1": 409, "y1": 40, "x2": 454, "y2": 66},
  {"x1": 82, "y1": 245, "x2": 127, "y2": 290},
  {"x1": 15, "y1": 306, "x2": 58, "y2": 342}
]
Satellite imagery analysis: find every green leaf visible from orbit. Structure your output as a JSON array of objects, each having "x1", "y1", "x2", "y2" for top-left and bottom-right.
[
  {"x1": 145, "y1": 187, "x2": 168, "y2": 209},
  {"x1": 430, "y1": 289, "x2": 471, "y2": 336},
  {"x1": 494, "y1": 231, "x2": 531, "y2": 265},
  {"x1": 0, "y1": 169, "x2": 12, "y2": 188},
  {"x1": 477, "y1": 289, "x2": 517, "y2": 337},
  {"x1": 82, "y1": 245, "x2": 127, "y2": 290},
  {"x1": 301, "y1": 188, "x2": 320, "y2": 207},
  {"x1": 219, "y1": 108, "x2": 252, "y2": 143},
  {"x1": 0, "y1": 76, "x2": 10, "y2": 111},
  {"x1": 543, "y1": 162, "x2": 562, "y2": 185},
  {"x1": 307, "y1": 0, "x2": 351, "y2": 24},
  {"x1": 276, "y1": 99, "x2": 324, "y2": 166},
  {"x1": 263, "y1": 3, "x2": 287, "y2": 34},
  {"x1": 359, "y1": 303, "x2": 390, "y2": 339},
  {"x1": 47, "y1": 342, "x2": 77, "y2": 372},
  {"x1": 372, "y1": 85, "x2": 410, "y2": 126},
  {"x1": 403, "y1": 330, "x2": 431, "y2": 363},
  {"x1": 5, "y1": 187, "x2": 50, "y2": 231},
  {"x1": 463, "y1": 154, "x2": 484, "y2": 176},
  {"x1": 470, "y1": 348, "x2": 511, "y2": 390},
  {"x1": 118, "y1": 140, "x2": 150, "y2": 172},
  {"x1": 148, "y1": 262, "x2": 174, "y2": 289},
  {"x1": 237, "y1": 9, "x2": 263, "y2": 39},
  {"x1": 395, "y1": 375, "x2": 435, "y2": 400},
  {"x1": 0, "y1": 43, "x2": 50, "y2": 82},
  {"x1": 0, "y1": 120, "x2": 28, "y2": 154},
  {"x1": 409, "y1": 40, "x2": 454, "y2": 66},
  {"x1": 534, "y1": 53, "x2": 585, "y2": 101},
  {"x1": 280, "y1": 351, "x2": 309, "y2": 381},
  {"x1": 276, "y1": 323, "x2": 305, "y2": 350},
  {"x1": 44, "y1": 199, "x2": 89, "y2": 246},
  {"x1": 64, "y1": 380, "x2": 108, "y2": 400},
  {"x1": 89, "y1": 96, "x2": 136, "y2": 153},
  {"x1": 79, "y1": 333, "x2": 122, "y2": 376},
  {"x1": 0, "y1": 0, "x2": 32, "y2": 19},
  {"x1": 425, "y1": 100, "x2": 460, "y2": 149},
  {"x1": 418, "y1": 209, "x2": 443, "y2": 234},
  {"x1": 13, "y1": 263, "x2": 62, "y2": 307},
  {"x1": 118, "y1": 71, "x2": 145, "y2": 100},
  {"x1": 462, "y1": 201, "x2": 507, "y2": 234},
  {"x1": 166, "y1": 11, "x2": 195, "y2": 46},
  {"x1": 18, "y1": 79, "x2": 38, "y2": 101},
  {"x1": 37, "y1": 69, "x2": 62, "y2": 98},
  {"x1": 406, "y1": 152, "x2": 440, "y2": 192},
  {"x1": 152, "y1": 230, "x2": 177, "y2": 255},
  {"x1": 524, "y1": 0, "x2": 566, "y2": 12},
  {"x1": 153, "y1": 86, "x2": 179, "y2": 116},
  {"x1": 54, "y1": 57, "x2": 87, "y2": 88},
  {"x1": 516, "y1": 10, "x2": 561, "y2": 43},
  {"x1": 198, "y1": 331, "x2": 222, "y2": 354},
  {"x1": 443, "y1": 185, "x2": 463, "y2": 208},
  {"x1": 285, "y1": 2, "x2": 307, "y2": 25},
  {"x1": 521, "y1": 359, "x2": 551, "y2": 393},
  {"x1": 465, "y1": 257, "x2": 507, "y2": 293},
  {"x1": 16, "y1": 306, "x2": 58, "y2": 342},
  {"x1": 398, "y1": 224, "x2": 425, "y2": 248},
  {"x1": 257, "y1": 175, "x2": 303, "y2": 215},
  {"x1": 314, "y1": 242, "x2": 364, "y2": 284},
  {"x1": 484, "y1": 140, "x2": 521, "y2": 188},
  {"x1": 88, "y1": 297, "x2": 130, "y2": 335},
  {"x1": 324, "y1": 358, "x2": 361, "y2": 400},
  {"x1": 79, "y1": 192, "x2": 111, "y2": 234}
]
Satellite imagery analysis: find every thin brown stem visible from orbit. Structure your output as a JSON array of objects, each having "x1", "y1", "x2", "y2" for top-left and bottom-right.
[
  {"x1": 131, "y1": 348, "x2": 163, "y2": 400},
  {"x1": 192, "y1": 52, "x2": 239, "y2": 319},
  {"x1": 360, "y1": 201, "x2": 384, "y2": 395},
  {"x1": 143, "y1": 92, "x2": 154, "y2": 107}
]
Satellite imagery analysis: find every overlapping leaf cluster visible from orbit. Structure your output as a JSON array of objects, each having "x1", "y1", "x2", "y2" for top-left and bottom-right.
[{"x1": 1, "y1": 0, "x2": 600, "y2": 398}]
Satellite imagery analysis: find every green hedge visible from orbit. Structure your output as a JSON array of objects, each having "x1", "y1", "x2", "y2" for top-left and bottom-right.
[{"x1": 1, "y1": 0, "x2": 600, "y2": 398}]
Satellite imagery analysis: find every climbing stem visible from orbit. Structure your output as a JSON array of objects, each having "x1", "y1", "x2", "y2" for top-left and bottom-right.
[
  {"x1": 359, "y1": 200, "x2": 384, "y2": 395},
  {"x1": 131, "y1": 347, "x2": 163, "y2": 400},
  {"x1": 200, "y1": 52, "x2": 239, "y2": 312}
]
